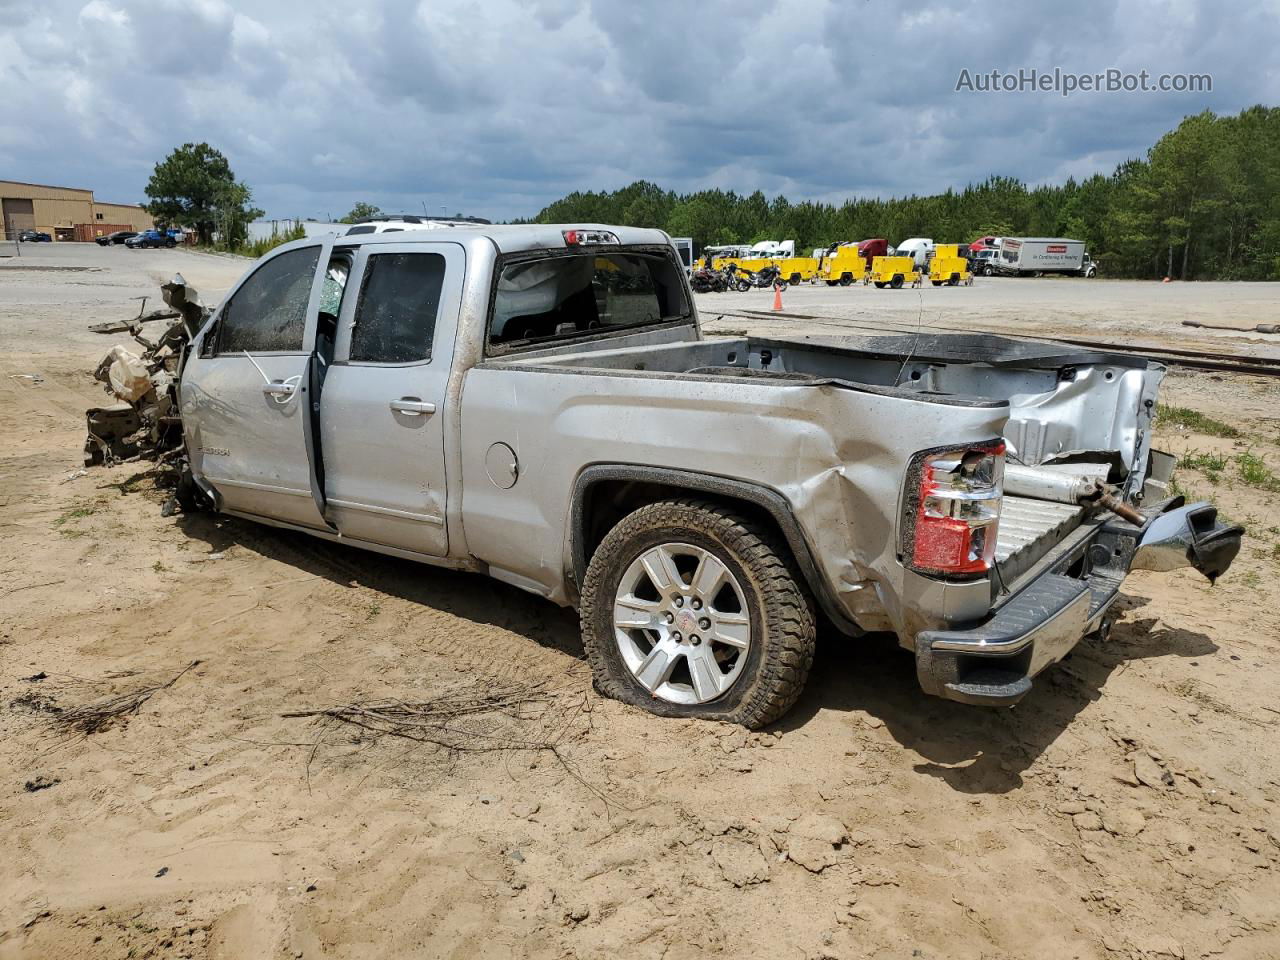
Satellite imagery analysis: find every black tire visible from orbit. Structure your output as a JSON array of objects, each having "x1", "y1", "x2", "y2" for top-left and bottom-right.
[
  {"x1": 890, "y1": 275, "x2": 904, "y2": 289},
  {"x1": 931, "y1": 280, "x2": 942, "y2": 286},
  {"x1": 838, "y1": 274, "x2": 853, "y2": 286},
  {"x1": 873, "y1": 281, "x2": 885, "y2": 288},
  {"x1": 580, "y1": 498, "x2": 816, "y2": 729},
  {"x1": 166, "y1": 238, "x2": 176, "y2": 248},
  {"x1": 788, "y1": 275, "x2": 800, "y2": 285},
  {"x1": 825, "y1": 280, "x2": 838, "y2": 286},
  {"x1": 735, "y1": 280, "x2": 751, "y2": 292},
  {"x1": 948, "y1": 274, "x2": 959, "y2": 286},
  {"x1": 174, "y1": 463, "x2": 210, "y2": 513}
]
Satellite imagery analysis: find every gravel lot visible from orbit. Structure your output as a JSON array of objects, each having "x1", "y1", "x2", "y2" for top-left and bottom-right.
[{"x1": 2, "y1": 243, "x2": 1279, "y2": 960}]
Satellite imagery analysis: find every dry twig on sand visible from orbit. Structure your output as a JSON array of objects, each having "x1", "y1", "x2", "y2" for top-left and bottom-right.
[
  {"x1": 283, "y1": 680, "x2": 607, "y2": 804},
  {"x1": 53, "y1": 660, "x2": 201, "y2": 736},
  {"x1": 282, "y1": 680, "x2": 577, "y2": 753}
]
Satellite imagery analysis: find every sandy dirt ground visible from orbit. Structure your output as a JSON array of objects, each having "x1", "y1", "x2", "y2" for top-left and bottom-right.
[
  {"x1": 698, "y1": 277, "x2": 1280, "y2": 364},
  {"x1": 2, "y1": 244, "x2": 1279, "y2": 960}
]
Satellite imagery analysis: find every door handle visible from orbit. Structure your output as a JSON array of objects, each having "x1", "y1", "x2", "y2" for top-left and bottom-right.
[
  {"x1": 389, "y1": 397, "x2": 436, "y2": 416},
  {"x1": 262, "y1": 380, "x2": 296, "y2": 398}
]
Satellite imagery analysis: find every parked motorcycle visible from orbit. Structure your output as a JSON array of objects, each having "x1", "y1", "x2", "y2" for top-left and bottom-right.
[
  {"x1": 691, "y1": 266, "x2": 731, "y2": 293},
  {"x1": 747, "y1": 264, "x2": 785, "y2": 289},
  {"x1": 722, "y1": 264, "x2": 752, "y2": 292}
]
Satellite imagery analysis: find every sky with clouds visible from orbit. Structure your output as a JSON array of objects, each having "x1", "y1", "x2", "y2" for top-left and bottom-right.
[{"x1": 1, "y1": 0, "x2": 1275, "y2": 222}]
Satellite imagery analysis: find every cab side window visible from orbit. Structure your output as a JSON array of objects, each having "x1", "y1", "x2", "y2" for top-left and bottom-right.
[
  {"x1": 215, "y1": 246, "x2": 321, "y2": 354},
  {"x1": 349, "y1": 252, "x2": 446, "y2": 364}
]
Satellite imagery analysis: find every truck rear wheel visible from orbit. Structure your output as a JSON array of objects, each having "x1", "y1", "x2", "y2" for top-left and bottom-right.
[
  {"x1": 890, "y1": 275, "x2": 904, "y2": 289},
  {"x1": 580, "y1": 498, "x2": 815, "y2": 729}
]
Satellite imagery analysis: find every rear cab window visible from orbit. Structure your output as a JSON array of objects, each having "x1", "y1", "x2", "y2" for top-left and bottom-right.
[{"x1": 487, "y1": 247, "x2": 690, "y2": 352}]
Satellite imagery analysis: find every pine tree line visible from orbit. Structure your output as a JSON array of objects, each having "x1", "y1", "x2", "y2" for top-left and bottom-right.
[{"x1": 528, "y1": 107, "x2": 1280, "y2": 280}]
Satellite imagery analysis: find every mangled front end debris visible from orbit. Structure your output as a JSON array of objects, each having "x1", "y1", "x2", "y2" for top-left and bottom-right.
[{"x1": 84, "y1": 275, "x2": 206, "y2": 467}]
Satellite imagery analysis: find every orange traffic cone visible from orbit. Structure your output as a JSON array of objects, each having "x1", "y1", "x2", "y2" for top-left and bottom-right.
[{"x1": 772, "y1": 283, "x2": 784, "y2": 311}]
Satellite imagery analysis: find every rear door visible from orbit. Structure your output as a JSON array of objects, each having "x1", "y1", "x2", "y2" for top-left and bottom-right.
[
  {"x1": 182, "y1": 238, "x2": 334, "y2": 529},
  {"x1": 317, "y1": 241, "x2": 462, "y2": 556}
]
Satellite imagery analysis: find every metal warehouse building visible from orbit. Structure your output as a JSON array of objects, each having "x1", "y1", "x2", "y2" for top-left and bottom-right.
[{"x1": 0, "y1": 179, "x2": 154, "y2": 242}]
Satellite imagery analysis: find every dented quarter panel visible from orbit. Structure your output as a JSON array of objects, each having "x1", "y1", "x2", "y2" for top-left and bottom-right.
[{"x1": 457, "y1": 362, "x2": 1006, "y2": 637}]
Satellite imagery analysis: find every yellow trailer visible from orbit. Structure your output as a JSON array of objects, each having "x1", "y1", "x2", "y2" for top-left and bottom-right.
[
  {"x1": 774, "y1": 256, "x2": 819, "y2": 285},
  {"x1": 869, "y1": 255, "x2": 920, "y2": 288},
  {"x1": 815, "y1": 246, "x2": 867, "y2": 286},
  {"x1": 927, "y1": 243, "x2": 972, "y2": 286},
  {"x1": 737, "y1": 256, "x2": 776, "y2": 274}
]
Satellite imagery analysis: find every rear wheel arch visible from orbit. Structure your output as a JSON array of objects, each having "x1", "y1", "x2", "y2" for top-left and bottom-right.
[{"x1": 567, "y1": 465, "x2": 861, "y2": 636}]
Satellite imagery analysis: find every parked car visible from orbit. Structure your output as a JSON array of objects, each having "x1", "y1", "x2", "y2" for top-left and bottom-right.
[
  {"x1": 18, "y1": 230, "x2": 52, "y2": 242},
  {"x1": 96, "y1": 231, "x2": 139, "y2": 246},
  {"x1": 168, "y1": 224, "x2": 1241, "y2": 728},
  {"x1": 126, "y1": 230, "x2": 177, "y2": 249}
]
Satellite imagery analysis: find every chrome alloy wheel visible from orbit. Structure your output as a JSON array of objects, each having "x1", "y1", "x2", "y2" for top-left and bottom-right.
[{"x1": 612, "y1": 542, "x2": 752, "y2": 705}]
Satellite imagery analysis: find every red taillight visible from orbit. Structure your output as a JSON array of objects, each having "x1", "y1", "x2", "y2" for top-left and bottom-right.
[
  {"x1": 909, "y1": 443, "x2": 1005, "y2": 576},
  {"x1": 562, "y1": 228, "x2": 619, "y2": 246}
]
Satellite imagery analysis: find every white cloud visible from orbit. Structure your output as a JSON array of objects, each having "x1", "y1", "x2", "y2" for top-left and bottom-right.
[
  {"x1": 1, "y1": 0, "x2": 1275, "y2": 220},
  {"x1": 78, "y1": 0, "x2": 129, "y2": 27}
]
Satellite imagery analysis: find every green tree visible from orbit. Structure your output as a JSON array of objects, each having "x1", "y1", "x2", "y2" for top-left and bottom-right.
[
  {"x1": 522, "y1": 107, "x2": 1280, "y2": 279},
  {"x1": 144, "y1": 143, "x2": 261, "y2": 245},
  {"x1": 341, "y1": 201, "x2": 383, "y2": 224}
]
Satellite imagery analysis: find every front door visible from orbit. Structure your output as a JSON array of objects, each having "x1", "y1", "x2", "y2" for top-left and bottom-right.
[
  {"x1": 317, "y1": 241, "x2": 462, "y2": 556},
  {"x1": 181, "y1": 238, "x2": 333, "y2": 529}
]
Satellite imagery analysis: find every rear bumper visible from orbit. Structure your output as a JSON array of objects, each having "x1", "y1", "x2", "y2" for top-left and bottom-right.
[{"x1": 913, "y1": 500, "x2": 1241, "y2": 707}]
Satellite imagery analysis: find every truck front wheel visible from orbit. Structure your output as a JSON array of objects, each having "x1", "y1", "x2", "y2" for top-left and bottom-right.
[{"x1": 580, "y1": 499, "x2": 815, "y2": 729}]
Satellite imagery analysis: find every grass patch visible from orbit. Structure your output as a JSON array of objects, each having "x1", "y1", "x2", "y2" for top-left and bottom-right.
[
  {"x1": 53, "y1": 504, "x2": 97, "y2": 526},
  {"x1": 1156, "y1": 405, "x2": 1242, "y2": 438},
  {"x1": 1180, "y1": 451, "x2": 1228, "y2": 472},
  {"x1": 1179, "y1": 450, "x2": 1227, "y2": 484},
  {"x1": 1236, "y1": 451, "x2": 1280, "y2": 492}
]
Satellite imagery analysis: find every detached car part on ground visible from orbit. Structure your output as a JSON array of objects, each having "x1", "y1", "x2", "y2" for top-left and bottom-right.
[
  {"x1": 84, "y1": 226, "x2": 1243, "y2": 728},
  {"x1": 84, "y1": 275, "x2": 207, "y2": 511}
]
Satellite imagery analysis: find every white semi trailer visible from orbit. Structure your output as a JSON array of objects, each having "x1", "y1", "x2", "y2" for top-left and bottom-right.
[{"x1": 994, "y1": 238, "x2": 1092, "y2": 276}]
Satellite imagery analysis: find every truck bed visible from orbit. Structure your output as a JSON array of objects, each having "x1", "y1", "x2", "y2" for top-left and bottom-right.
[
  {"x1": 508, "y1": 330, "x2": 1161, "y2": 473},
  {"x1": 492, "y1": 330, "x2": 1159, "y2": 592}
]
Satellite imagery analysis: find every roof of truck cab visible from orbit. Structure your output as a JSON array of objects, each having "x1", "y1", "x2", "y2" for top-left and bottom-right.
[{"x1": 338, "y1": 223, "x2": 672, "y2": 254}]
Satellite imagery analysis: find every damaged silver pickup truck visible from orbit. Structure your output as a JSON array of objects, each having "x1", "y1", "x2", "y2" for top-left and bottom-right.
[{"x1": 91, "y1": 224, "x2": 1242, "y2": 728}]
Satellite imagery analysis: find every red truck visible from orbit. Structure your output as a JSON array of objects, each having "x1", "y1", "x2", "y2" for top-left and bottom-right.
[{"x1": 856, "y1": 238, "x2": 888, "y2": 266}]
